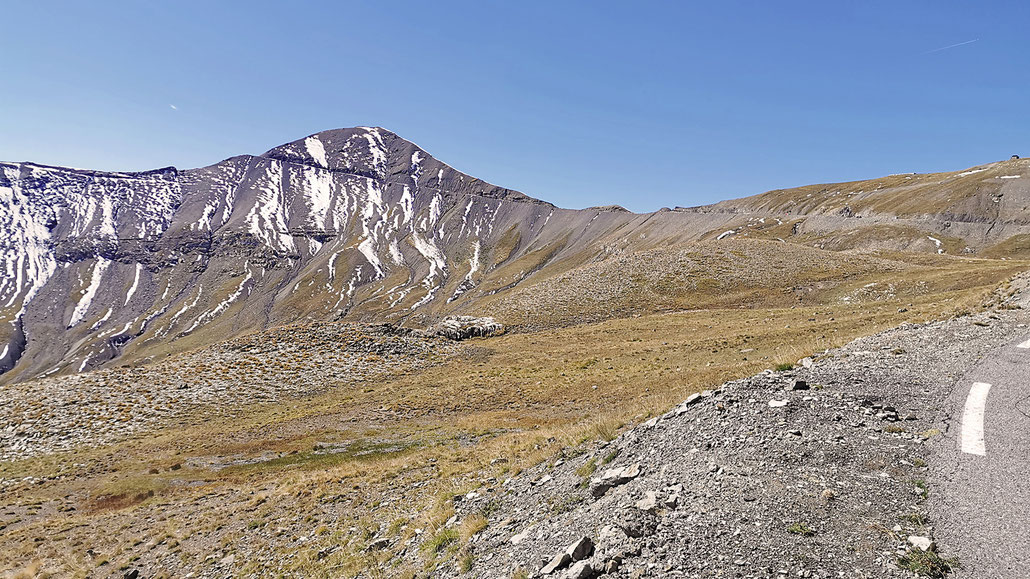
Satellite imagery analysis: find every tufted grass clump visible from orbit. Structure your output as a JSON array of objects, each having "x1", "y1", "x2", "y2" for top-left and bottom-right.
[
  {"x1": 896, "y1": 550, "x2": 959, "y2": 577},
  {"x1": 786, "y1": 522, "x2": 815, "y2": 537}
]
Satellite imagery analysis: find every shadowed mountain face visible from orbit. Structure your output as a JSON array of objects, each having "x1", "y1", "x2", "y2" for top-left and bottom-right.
[{"x1": 1, "y1": 127, "x2": 1028, "y2": 382}]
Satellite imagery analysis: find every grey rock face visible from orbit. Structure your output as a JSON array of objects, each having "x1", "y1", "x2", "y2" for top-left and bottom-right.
[{"x1": 424, "y1": 316, "x2": 504, "y2": 340}]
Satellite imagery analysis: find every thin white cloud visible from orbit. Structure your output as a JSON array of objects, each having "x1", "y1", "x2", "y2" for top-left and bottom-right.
[
  {"x1": 169, "y1": 104, "x2": 178, "y2": 110},
  {"x1": 923, "y1": 39, "x2": 978, "y2": 54}
]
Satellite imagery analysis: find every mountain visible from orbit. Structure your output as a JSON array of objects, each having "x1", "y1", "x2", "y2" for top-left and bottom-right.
[{"x1": 1, "y1": 127, "x2": 1027, "y2": 383}]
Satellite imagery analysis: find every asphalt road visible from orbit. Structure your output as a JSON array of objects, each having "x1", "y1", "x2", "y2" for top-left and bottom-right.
[{"x1": 934, "y1": 334, "x2": 1030, "y2": 578}]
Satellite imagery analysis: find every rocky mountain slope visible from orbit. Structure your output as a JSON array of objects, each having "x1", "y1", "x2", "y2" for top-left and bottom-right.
[{"x1": 1, "y1": 129, "x2": 1027, "y2": 384}]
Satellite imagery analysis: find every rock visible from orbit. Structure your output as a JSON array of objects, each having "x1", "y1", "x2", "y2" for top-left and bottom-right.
[
  {"x1": 590, "y1": 481, "x2": 614, "y2": 498},
  {"x1": 566, "y1": 536, "x2": 594, "y2": 561},
  {"x1": 316, "y1": 546, "x2": 337, "y2": 560},
  {"x1": 635, "y1": 491, "x2": 660, "y2": 512},
  {"x1": 799, "y1": 357, "x2": 814, "y2": 369},
  {"x1": 510, "y1": 528, "x2": 531, "y2": 545},
  {"x1": 618, "y1": 508, "x2": 659, "y2": 538},
  {"x1": 591, "y1": 463, "x2": 642, "y2": 497},
  {"x1": 598, "y1": 525, "x2": 623, "y2": 543},
  {"x1": 541, "y1": 552, "x2": 572, "y2": 575},
  {"x1": 542, "y1": 537, "x2": 594, "y2": 575},
  {"x1": 768, "y1": 399, "x2": 789, "y2": 408},
  {"x1": 676, "y1": 393, "x2": 702, "y2": 414},
  {"x1": 219, "y1": 554, "x2": 235, "y2": 566},
  {"x1": 424, "y1": 316, "x2": 504, "y2": 340},
  {"x1": 907, "y1": 536, "x2": 936, "y2": 552},
  {"x1": 565, "y1": 560, "x2": 596, "y2": 579},
  {"x1": 618, "y1": 463, "x2": 641, "y2": 480},
  {"x1": 791, "y1": 380, "x2": 810, "y2": 391}
]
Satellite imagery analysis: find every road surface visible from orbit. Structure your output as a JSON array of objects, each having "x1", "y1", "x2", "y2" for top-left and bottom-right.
[{"x1": 934, "y1": 334, "x2": 1030, "y2": 577}]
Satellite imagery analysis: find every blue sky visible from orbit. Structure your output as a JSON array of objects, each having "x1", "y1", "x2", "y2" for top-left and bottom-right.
[{"x1": 1, "y1": 1, "x2": 1026, "y2": 212}]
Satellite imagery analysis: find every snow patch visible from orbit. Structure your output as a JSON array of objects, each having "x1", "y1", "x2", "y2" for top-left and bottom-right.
[
  {"x1": 183, "y1": 268, "x2": 253, "y2": 334},
  {"x1": 305, "y1": 136, "x2": 329, "y2": 169},
  {"x1": 125, "y1": 263, "x2": 142, "y2": 305},
  {"x1": 389, "y1": 239, "x2": 404, "y2": 265},
  {"x1": 954, "y1": 168, "x2": 987, "y2": 178},
  {"x1": 358, "y1": 237, "x2": 384, "y2": 278},
  {"x1": 410, "y1": 151, "x2": 424, "y2": 184},
  {"x1": 244, "y1": 160, "x2": 295, "y2": 252},
  {"x1": 0, "y1": 177, "x2": 59, "y2": 317},
  {"x1": 69, "y1": 257, "x2": 111, "y2": 328}
]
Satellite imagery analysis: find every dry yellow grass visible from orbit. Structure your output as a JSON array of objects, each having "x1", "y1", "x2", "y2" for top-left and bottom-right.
[{"x1": 0, "y1": 251, "x2": 1024, "y2": 577}]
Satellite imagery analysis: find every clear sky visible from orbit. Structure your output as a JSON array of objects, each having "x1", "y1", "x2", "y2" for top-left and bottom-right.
[{"x1": 1, "y1": 1, "x2": 1026, "y2": 212}]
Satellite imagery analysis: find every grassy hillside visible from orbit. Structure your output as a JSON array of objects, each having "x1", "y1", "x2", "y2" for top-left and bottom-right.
[{"x1": 0, "y1": 239, "x2": 1023, "y2": 577}]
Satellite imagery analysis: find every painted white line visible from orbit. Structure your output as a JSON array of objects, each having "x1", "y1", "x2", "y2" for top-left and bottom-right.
[
  {"x1": 1017, "y1": 338, "x2": 1030, "y2": 349},
  {"x1": 961, "y1": 382, "x2": 991, "y2": 456}
]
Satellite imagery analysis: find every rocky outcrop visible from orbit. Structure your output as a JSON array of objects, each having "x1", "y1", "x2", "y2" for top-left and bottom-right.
[{"x1": 424, "y1": 316, "x2": 504, "y2": 340}]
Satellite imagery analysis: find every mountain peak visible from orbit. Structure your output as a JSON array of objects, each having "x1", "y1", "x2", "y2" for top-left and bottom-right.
[{"x1": 260, "y1": 126, "x2": 547, "y2": 206}]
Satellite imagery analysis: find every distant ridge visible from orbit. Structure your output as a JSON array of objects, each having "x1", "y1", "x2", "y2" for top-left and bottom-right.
[{"x1": 2, "y1": 128, "x2": 1029, "y2": 382}]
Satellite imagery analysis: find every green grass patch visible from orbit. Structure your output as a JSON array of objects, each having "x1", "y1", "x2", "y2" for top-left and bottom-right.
[
  {"x1": 913, "y1": 479, "x2": 929, "y2": 499},
  {"x1": 786, "y1": 522, "x2": 815, "y2": 537},
  {"x1": 896, "y1": 550, "x2": 959, "y2": 577},
  {"x1": 575, "y1": 458, "x2": 598, "y2": 479},
  {"x1": 422, "y1": 528, "x2": 458, "y2": 556}
]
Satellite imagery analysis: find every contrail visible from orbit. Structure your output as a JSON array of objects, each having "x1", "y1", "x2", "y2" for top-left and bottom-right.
[{"x1": 924, "y1": 39, "x2": 978, "y2": 54}]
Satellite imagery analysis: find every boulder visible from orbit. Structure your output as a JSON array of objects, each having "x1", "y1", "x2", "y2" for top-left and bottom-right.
[
  {"x1": 590, "y1": 463, "x2": 642, "y2": 497},
  {"x1": 566, "y1": 536, "x2": 594, "y2": 561},
  {"x1": 617, "y1": 508, "x2": 659, "y2": 538},
  {"x1": 566, "y1": 560, "x2": 596, "y2": 579},
  {"x1": 907, "y1": 535, "x2": 936, "y2": 552},
  {"x1": 541, "y1": 551, "x2": 572, "y2": 575},
  {"x1": 424, "y1": 316, "x2": 504, "y2": 340},
  {"x1": 635, "y1": 491, "x2": 660, "y2": 512}
]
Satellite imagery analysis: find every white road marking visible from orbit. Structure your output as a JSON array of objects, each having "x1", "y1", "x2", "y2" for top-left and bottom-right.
[
  {"x1": 961, "y1": 382, "x2": 992, "y2": 456},
  {"x1": 1017, "y1": 338, "x2": 1030, "y2": 349}
]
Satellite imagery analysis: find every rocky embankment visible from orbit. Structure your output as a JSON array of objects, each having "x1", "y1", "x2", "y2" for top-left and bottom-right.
[{"x1": 427, "y1": 293, "x2": 1030, "y2": 577}]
